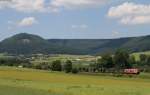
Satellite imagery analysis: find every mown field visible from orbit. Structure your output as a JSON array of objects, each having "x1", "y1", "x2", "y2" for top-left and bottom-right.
[{"x1": 0, "y1": 67, "x2": 149, "y2": 95}]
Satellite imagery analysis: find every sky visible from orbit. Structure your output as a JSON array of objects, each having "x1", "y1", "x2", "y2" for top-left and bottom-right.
[{"x1": 0, "y1": 0, "x2": 150, "y2": 41}]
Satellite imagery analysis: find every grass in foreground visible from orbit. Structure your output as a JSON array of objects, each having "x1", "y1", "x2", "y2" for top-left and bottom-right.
[{"x1": 0, "y1": 67, "x2": 149, "y2": 95}]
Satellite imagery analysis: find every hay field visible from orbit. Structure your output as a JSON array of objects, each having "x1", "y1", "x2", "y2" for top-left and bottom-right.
[{"x1": 0, "y1": 67, "x2": 149, "y2": 95}]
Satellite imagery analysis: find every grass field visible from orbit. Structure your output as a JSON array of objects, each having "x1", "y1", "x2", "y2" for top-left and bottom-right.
[
  {"x1": 0, "y1": 67, "x2": 149, "y2": 95},
  {"x1": 31, "y1": 54, "x2": 97, "y2": 68},
  {"x1": 30, "y1": 51, "x2": 150, "y2": 65},
  {"x1": 132, "y1": 51, "x2": 150, "y2": 61}
]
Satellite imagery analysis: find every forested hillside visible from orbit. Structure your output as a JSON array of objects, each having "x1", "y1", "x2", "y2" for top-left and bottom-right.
[{"x1": 0, "y1": 33, "x2": 150, "y2": 55}]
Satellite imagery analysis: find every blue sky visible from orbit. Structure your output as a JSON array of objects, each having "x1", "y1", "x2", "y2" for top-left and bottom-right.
[{"x1": 0, "y1": 0, "x2": 150, "y2": 40}]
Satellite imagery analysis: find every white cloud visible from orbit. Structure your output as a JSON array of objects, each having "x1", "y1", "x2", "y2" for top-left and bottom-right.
[
  {"x1": 120, "y1": 16, "x2": 150, "y2": 25},
  {"x1": 0, "y1": 0, "x2": 113, "y2": 13},
  {"x1": 0, "y1": 0, "x2": 11, "y2": 9},
  {"x1": 18, "y1": 17, "x2": 38, "y2": 27},
  {"x1": 50, "y1": 0, "x2": 110, "y2": 10},
  {"x1": 108, "y1": 2, "x2": 150, "y2": 25},
  {"x1": 7, "y1": 17, "x2": 38, "y2": 30},
  {"x1": 13, "y1": 0, "x2": 46, "y2": 12},
  {"x1": 0, "y1": 0, "x2": 49, "y2": 13}
]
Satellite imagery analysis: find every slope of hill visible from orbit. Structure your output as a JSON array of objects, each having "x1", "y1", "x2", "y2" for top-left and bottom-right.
[
  {"x1": 0, "y1": 33, "x2": 50, "y2": 54},
  {"x1": 0, "y1": 33, "x2": 150, "y2": 55}
]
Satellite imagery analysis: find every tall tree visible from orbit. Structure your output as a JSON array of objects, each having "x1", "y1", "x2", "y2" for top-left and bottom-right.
[
  {"x1": 64, "y1": 60, "x2": 72, "y2": 73},
  {"x1": 113, "y1": 49, "x2": 132, "y2": 69},
  {"x1": 129, "y1": 55, "x2": 136, "y2": 65},
  {"x1": 140, "y1": 54, "x2": 147, "y2": 62},
  {"x1": 101, "y1": 54, "x2": 114, "y2": 69},
  {"x1": 51, "y1": 60, "x2": 62, "y2": 71}
]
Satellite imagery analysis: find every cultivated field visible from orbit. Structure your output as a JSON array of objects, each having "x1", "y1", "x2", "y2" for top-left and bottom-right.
[{"x1": 0, "y1": 67, "x2": 149, "y2": 95}]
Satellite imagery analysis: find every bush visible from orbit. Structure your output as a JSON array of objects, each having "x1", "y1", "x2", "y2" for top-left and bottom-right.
[
  {"x1": 72, "y1": 68, "x2": 79, "y2": 74},
  {"x1": 0, "y1": 57, "x2": 30, "y2": 67},
  {"x1": 34, "y1": 63, "x2": 50, "y2": 70},
  {"x1": 51, "y1": 60, "x2": 62, "y2": 71}
]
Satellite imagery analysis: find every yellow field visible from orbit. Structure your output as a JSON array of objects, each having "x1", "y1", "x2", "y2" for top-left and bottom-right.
[{"x1": 0, "y1": 67, "x2": 149, "y2": 95}]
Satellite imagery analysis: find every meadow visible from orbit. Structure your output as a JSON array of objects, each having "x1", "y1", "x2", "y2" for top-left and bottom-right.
[
  {"x1": 132, "y1": 51, "x2": 150, "y2": 61},
  {"x1": 0, "y1": 67, "x2": 149, "y2": 95}
]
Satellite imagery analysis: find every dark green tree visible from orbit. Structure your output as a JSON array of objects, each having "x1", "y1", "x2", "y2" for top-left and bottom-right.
[
  {"x1": 95, "y1": 54, "x2": 114, "y2": 72},
  {"x1": 51, "y1": 60, "x2": 62, "y2": 71},
  {"x1": 146, "y1": 56, "x2": 150, "y2": 66},
  {"x1": 64, "y1": 60, "x2": 72, "y2": 73},
  {"x1": 129, "y1": 55, "x2": 136, "y2": 65},
  {"x1": 140, "y1": 54, "x2": 147, "y2": 62},
  {"x1": 95, "y1": 58, "x2": 102, "y2": 71},
  {"x1": 101, "y1": 54, "x2": 114, "y2": 69},
  {"x1": 113, "y1": 49, "x2": 132, "y2": 69}
]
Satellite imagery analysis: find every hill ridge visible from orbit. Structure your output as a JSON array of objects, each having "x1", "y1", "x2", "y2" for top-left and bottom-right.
[{"x1": 0, "y1": 33, "x2": 150, "y2": 55}]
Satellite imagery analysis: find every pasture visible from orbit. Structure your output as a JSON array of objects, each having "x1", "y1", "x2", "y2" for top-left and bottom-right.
[
  {"x1": 132, "y1": 51, "x2": 150, "y2": 61},
  {"x1": 0, "y1": 67, "x2": 149, "y2": 95}
]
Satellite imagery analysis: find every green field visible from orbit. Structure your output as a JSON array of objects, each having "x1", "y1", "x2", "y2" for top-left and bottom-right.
[
  {"x1": 31, "y1": 54, "x2": 97, "y2": 68},
  {"x1": 132, "y1": 51, "x2": 150, "y2": 61},
  {"x1": 0, "y1": 67, "x2": 149, "y2": 95}
]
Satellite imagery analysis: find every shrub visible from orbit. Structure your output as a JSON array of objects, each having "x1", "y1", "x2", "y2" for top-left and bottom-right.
[
  {"x1": 72, "y1": 68, "x2": 79, "y2": 74},
  {"x1": 51, "y1": 60, "x2": 62, "y2": 71}
]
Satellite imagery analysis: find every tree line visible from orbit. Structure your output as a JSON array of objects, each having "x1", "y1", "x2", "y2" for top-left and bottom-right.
[
  {"x1": 90, "y1": 50, "x2": 150, "y2": 73},
  {"x1": 0, "y1": 49, "x2": 150, "y2": 73}
]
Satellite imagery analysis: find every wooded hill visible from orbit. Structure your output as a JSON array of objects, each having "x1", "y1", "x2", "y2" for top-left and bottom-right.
[{"x1": 0, "y1": 33, "x2": 150, "y2": 55}]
